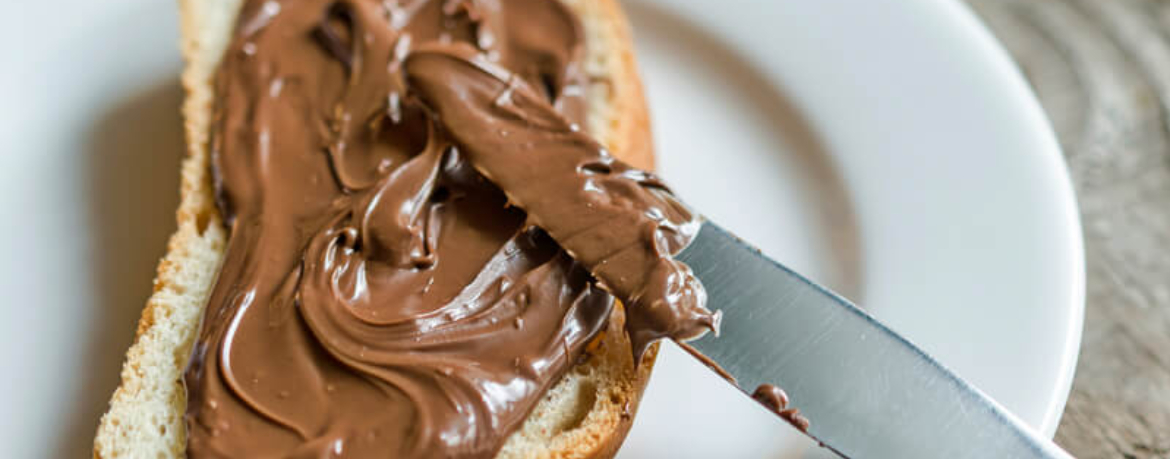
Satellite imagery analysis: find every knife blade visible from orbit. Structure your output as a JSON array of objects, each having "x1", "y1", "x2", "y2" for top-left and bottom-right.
[{"x1": 676, "y1": 221, "x2": 1073, "y2": 459}]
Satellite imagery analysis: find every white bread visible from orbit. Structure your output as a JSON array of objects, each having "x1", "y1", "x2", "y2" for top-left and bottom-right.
[{"x1": 92, "y1": 0, "x2": 658, "y2": 458}]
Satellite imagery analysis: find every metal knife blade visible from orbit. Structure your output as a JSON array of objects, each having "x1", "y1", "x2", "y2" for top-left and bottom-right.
[{"x1": 676, "y1": 222, "x2": 1073, "y2": 459}]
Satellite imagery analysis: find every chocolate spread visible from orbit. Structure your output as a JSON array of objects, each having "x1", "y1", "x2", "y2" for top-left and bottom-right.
[
  {"x1": 403, "y1": 45, "x2": 717, "y2": 359},
  {"x1": 752, "y1": 384, "x2": 810, "y2": 432},
  {"x1": 183, "y1": 0, "x2": 714, "y2": 457}
]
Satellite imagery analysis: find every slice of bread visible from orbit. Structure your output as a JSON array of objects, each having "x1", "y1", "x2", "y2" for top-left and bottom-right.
[{"x1": 93, "y1": 0, "x2": 658, "y2": 458}]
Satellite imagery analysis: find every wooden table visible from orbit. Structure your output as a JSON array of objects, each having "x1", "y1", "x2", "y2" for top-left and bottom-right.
[{"x1": 967, "y1": 1, "x2": 1170, "y2": 457}]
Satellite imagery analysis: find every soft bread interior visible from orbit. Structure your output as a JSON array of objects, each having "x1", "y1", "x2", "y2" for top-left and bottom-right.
[{"x1": 93, "y1": 0, "x2": 657, "y2": 458}]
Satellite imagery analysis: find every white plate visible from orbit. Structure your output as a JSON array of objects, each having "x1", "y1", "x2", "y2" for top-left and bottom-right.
[
  {"x1": 0, "y1": 0, "x2": 1083, "y2": 457},
  {"x1": 618, "y1": 0, "x2": 1084, "y2": 457}
]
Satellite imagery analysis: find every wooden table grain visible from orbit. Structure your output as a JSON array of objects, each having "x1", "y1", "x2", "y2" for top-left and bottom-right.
[{"x1": 966, "y1": 1, "x2": 1170, "y2": 457}]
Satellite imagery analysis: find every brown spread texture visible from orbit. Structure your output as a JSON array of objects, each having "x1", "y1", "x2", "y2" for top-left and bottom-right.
[{"x1": 94, "y1": 0, "x2": 673, "y2": 458}]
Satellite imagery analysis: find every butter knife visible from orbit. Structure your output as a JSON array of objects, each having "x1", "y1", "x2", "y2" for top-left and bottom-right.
[{"x1": 676, "y1": 222, "x2": 1074, "y2": 459}]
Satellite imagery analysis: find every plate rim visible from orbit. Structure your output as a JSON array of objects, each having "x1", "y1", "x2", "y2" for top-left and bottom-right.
[{"x1": 937, "y1": 0, "x2": 1086, "y2": 435}]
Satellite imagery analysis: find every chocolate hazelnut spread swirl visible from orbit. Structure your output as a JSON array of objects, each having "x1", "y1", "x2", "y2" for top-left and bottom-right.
[
  {"x1": 403, "y1": 46, "x2": 717, "y2": 359},
  {"x1": 184, "y1": 0, "x2": 715, "y2": 457}
]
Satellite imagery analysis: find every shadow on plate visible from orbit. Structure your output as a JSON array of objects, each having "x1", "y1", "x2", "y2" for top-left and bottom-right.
[
  {"x1": 55, "y1": 79, "x2": 184, "y2": 458},
  {"x1": 627, "y1": 0, "x2": 864, "y2": 302}
]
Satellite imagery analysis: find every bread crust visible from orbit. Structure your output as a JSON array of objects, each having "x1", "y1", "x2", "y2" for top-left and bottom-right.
[{"x1": 93, "y1": 0, "x2": 657, "y2": 457}]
